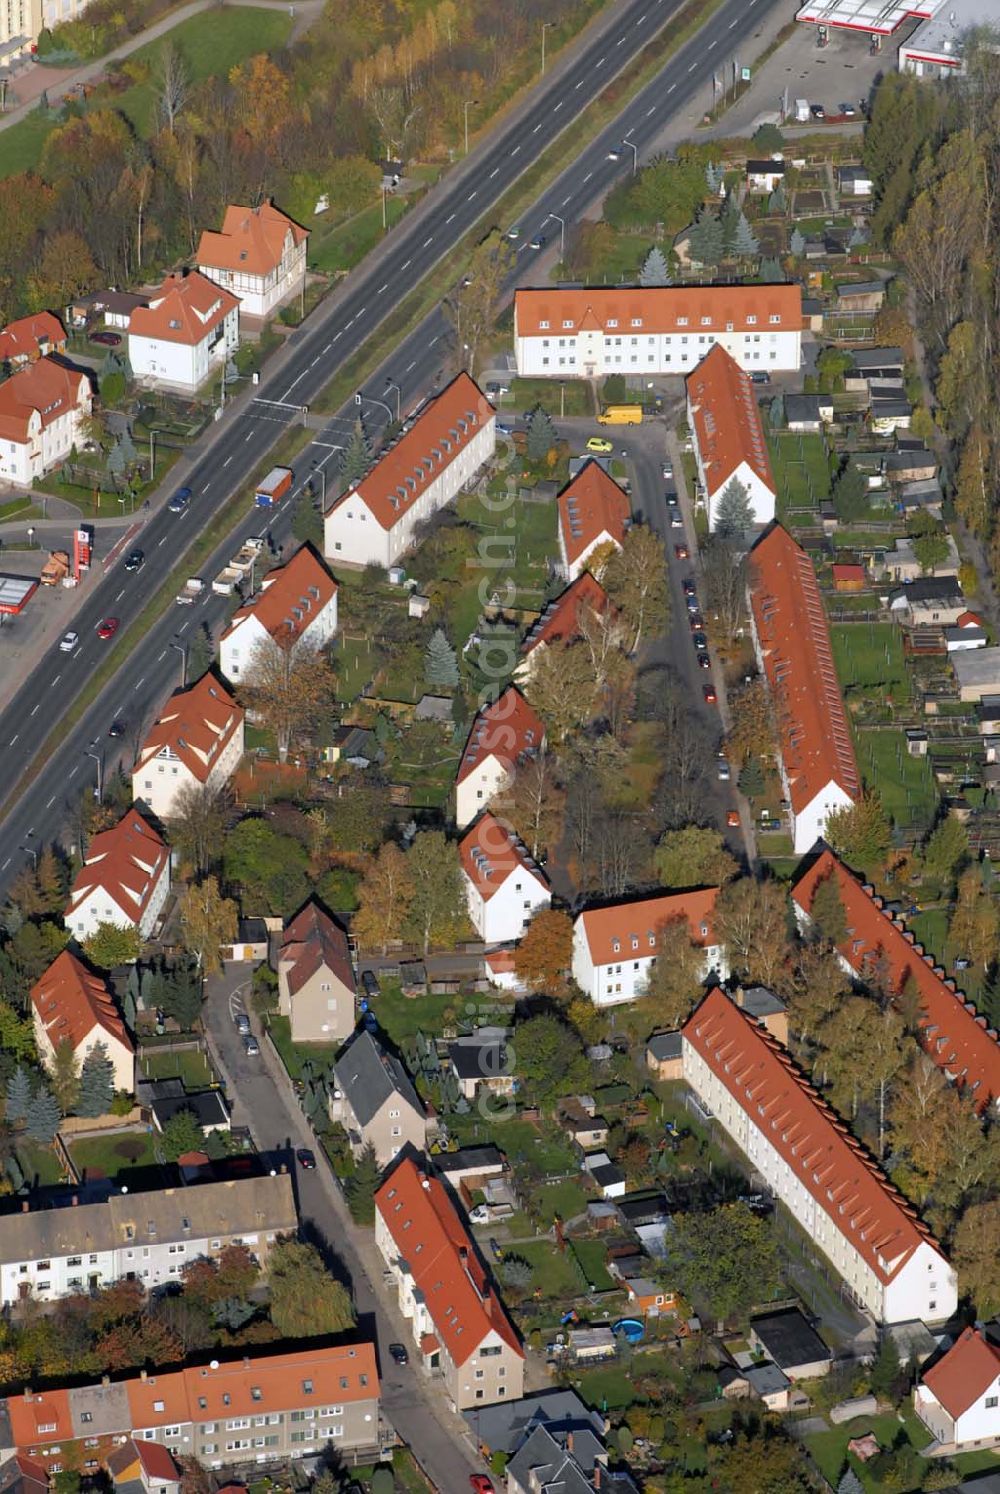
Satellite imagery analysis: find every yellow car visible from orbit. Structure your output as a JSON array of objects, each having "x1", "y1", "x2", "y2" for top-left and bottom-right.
[{"x1": 586, "y1": 436, "x2": 614, "y2": 454}]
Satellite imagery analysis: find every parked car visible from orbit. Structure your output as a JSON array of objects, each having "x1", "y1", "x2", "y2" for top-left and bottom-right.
[
  {"x1": 389, "y1": 1343, "x2": 409, "y2": 1366},
  {"x1": 688, "y1": 611, "x2": 704, "y2": 631},
  {"x1": 59, "y1": 630, "x2": 79, "y2": 653},
  {"x1": 234, "y1": 1012, "x2": 251, "y2": 1035},
  {"x1": 662, "y1": 459, "x2": 674, "y2": 480},
  {"x1": 168, "y1": 487, "x2": 192, "y2": 514},
  {"x1": 717, "y1": 760, "x2": 731, "y2": 781},
  {"x1": 362, "y1": 969, "x2": 380, "y2": 999},
  {"x1": 470, "y1": 1479, "x2": 494, "y2": 1494},
  {"x1": 586, "y1": 436, "x2": 614, "y2": 454},
  {"x1": 242, "y1": 1034, "x2": 260, "y2": 1057},
  {"x1": 670, "y1": 510, "x2": 684, "y2": 527},
  {"x1": 124, "y1": 549, "x2": 145, "y2": 572},
  {"x1": 686, "y1": 595, "x2": 700, "y2": 614},
  {"x1": 506, "y1": 225, "x2": 521, "y2": 240},
  {"x1": 692, "y1": 631, "x2": 708, "y2": 649},
  {"x1": 674, "y1": 543, "x2": 690, "y2": 560},
  {"x1": 90, "y1": 330, "x2": 121, "y2": 346},
  {"x1": 703, "y1": 683, "x2": 718, "y2": 704},
  {"x1": 682, "y1": 577, "x2": 697, "y2": 596},
  {"x1": 727, "y1": 810, "x2": 741, "y2": 828},
  {"x1": 96, "y1": 616, "x2": 119, "y2": 640},
  {"x1": 496, "y1": 421, "x2": 513, "y2": 435},
  {"x1": 697, "y1": 652, "x2": 711, "y2": 670},
  {"x1": 296, "y1": 1148, "x2": 316, "y2": 1170},
  {"x1": 838, "y1": 101, "x2": 857, "y2": 116},
  {"x1": 810, "y1": 103, "x2": 826, "y2": 119},
  {"x1": 749, "y1": 371, "x2": 771, "y2": 385}
]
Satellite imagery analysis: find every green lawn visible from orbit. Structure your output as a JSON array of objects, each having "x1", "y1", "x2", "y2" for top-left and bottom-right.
[
  {"x1": 767, "y1": 430, "x2": 832, "y2": 517},
  {"x1": 532, "y1": 1178, "x2": 589, "y2": 1227},
  {"x1": 369, "y1": 980, "x2": 467, "y2": 1048},
  {"x1": 142, "y1": 1048, "x2": 214, "y2": 1089},
  {"x1": 571, "y1": 1237, "x2": 616, "y2": 1290},
  {"x1": 830, "y1": 623, "x2": 910, "y2": 701},
  {"x1": 17, "y1": 1139, "x2": 65, "y2": 1187},
  {"x1": 309, "y1": 194, "x2": 409, "y2": 274},
  {"x1": 509, "y1": 1238, "x2": 584, "y2": 1299},
  {"x1": 448, "y1": 490, "x2": 558, "y2": 644},
  {"x1": 805, "y1": 1411, "x2": 945, "y2": 1493},
  {"x1": 511, "y1": 378, "x2": 594, "y2": 418},
  {"x1": 857, "y1": 729, "x2": 938, "y2": 832},
  {"x1": 266, "y1": 1014, "x2": 339, "y2": 1083},
  {"x1": 70, "y1": 1130, "x2": 159, "y2": 1180},
  {"x1": 575, "y1": 1363, "x2": 636, "y2": 1411}
]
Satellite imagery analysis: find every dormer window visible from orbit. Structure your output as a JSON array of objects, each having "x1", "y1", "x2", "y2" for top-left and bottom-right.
[
  {"x1": 631, "y1": 318, "x2": 642, "y2": 328},
  {"x1": 302, "y1": 1380, "x2": 314, "y2": 1395},
  {"x1": 701, "y1": 316, "x2": 711, "y2": 326},
  {"x1": 539, "y1": 320, "x2": 550, "y2": 330},
  {"x1": 747, "y1": 315, "x2": 757, "y2": 326},
  {"x1": 677, "y1": 317, "x2": 688, "y2": 327},
  {"x1": 769, "y1": 314, "x2": 781, "y2": 324},
  {"x1": 562, "y1": 320, "x2": 574, "y2": 329},
  {"x1": 607, "y1": 318, "x2": 618, "y2": 328},
  {"x1": 612, "y1": 939, "x2": 620, "y2": 953}
]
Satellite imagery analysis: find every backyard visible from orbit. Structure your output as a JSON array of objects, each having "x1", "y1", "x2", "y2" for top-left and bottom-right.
[
  {"x1": 830, "y1": 622, "x2": 910, "y2": 702},
  {"x1": 767, "y1": 430, "x2": 832, "y2": 521},
  {"x1": 856, "y1": 729, "x2": 938, "y2": 832},
  {"x1": 69, "y1": 1129, "x2": 159, "y2": 1181},
  {"x1": 141, "y1": 1046, "x2": 215, "y2": 1090}
]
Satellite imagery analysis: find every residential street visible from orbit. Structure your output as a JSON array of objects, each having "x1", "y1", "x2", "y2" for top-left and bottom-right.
[{"x1": 201, "y1": 966, "x2": 488, "y2": 1491}]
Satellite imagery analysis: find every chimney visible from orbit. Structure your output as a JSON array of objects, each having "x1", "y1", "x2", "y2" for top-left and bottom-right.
[
  {"x1": 102, "y1": 1375, "x2": 110, "y2": 1388},
  {"x1": 140, "y1": 1369, "x2": 148, "y2": 1382},
  {"x1": 71, "y1": 1195, "x2": 79, "y2": 1207},
  {"x1": 459, "y1": 1246, "x2": 468, "y2": 1263},
  {"x1": 279, "y1": 1163, "x2": 287, "y2": 1175},
  {"x1": 21, "y1": 1200, "x2": 29, "y2": 1214}
]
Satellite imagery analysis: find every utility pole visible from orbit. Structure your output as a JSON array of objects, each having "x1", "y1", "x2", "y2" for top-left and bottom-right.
[
  {"x1": 463, "y1": 98, "x2": 477, "y2": 156},
  {"x1": 385, "y1": 378, "x2": 402, "y2": 422},
  {"x1": 170, "y1": 639, "x2": 187, "y2": 687},
  {"x1": 85, "y1": 745, "x2": 103, "y2": 805},
  {"x1": 541, "y1": 20, "x2": 553, "y2": 75}
]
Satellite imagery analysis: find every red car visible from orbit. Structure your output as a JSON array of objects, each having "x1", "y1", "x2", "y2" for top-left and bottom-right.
[
  {"x1": 703, "y1": 683, "x2": 718, "y2": 705},
  {"x1": 727, "y1": 810, "x2": 741, "y2": 828},
  {"x1": 674, "y1": 543, "x2": 690, "y2": 560},
  {"x1": 470, "y1": 1479, "x2": 494, "y2": 1493},
  {"x1": 96, "y1": 616, "x2": 120, "y2": 640}
]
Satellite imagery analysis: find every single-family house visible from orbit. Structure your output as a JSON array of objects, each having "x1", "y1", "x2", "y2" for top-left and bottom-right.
[
  {"x1": 687, "y1": 344, "x2": 777, "y2": 530},
  {"x1": 572, "y1": 887, "x2": 724, "y2": 1006},
  {"x1": 749, "y1": 524, "x2": 861, "y2": 852},
  {"x1": 374, "y1": 1153, "x2": 524, "y2": 1410},
  {"x1": 330, "y1": 1028, "x2": 426, "y2": 1166},
  {"x1": 506, "y1": 1420, "x2": 638, "y2": 1494},
  {"x1": 513, "y1": 284, "x2": 803, "y2": 378},
  {"x1": 64, "y1": 808, "x2": 170, "y2": 943},
  {"x1": 448, "y1": 1028, "x2": 514, "y2": 1100},
  {"x1": 719, "y1": 1361, "x2": 794, "y2": 1412},
  {"x1": 128, "y1": 271, "x2": 239, "y2": 392},
  {"x1": 953, "y1": 647, "x2": 1000, "y2": 703},
  {"x1": 277, "y1": 900, "x2": 355, "y2": 1046},
  {"x1": 913, "y1": 1327, "x2": 1000, "y2": 1454},
  {"x1": 887, "y1": 576, "x2": 965, "y2": 626},
  {"x1": 219, "y1": 544, "x2": 338, "y2": 683},
  {"x1": 793, "y1": 847, "x2": 1000, "y2": 1110},
  {"x1": 745, "y1": 158, "x2": 786, "y2": 193},
  {"x1": 557, "y1": 1098, "x2": 609, "y2": 1151},
  {"x1": 459, "y1": 813, "x2": 550, "y2": 946},
  {"x1": 108, "y1": 1438, "x2": 182, "y2": 1494},
  {"x1": 132, "y1": 674, "x2": 244, "y2": 820},
  {"x1": 645, "y1": 1031, "x2": 683, "y2": 1080},
  {"x1": 197, "y1": 201, "x2": 308, "y2": 320},
  {"x1": 880, "y1": 532, "x2": 960, "y2": 584},
  {"x1": 324, "y1": 373, "x2": 495, "y2": 568},
  {"x1": 556, "y1": 461, "x2": 631, "y2": 581},
  {"x1": 455, "y1": 685, "x2": 544, "y2": 830},
  {"x1": 749, "y1": 1309, "x2": 832, "y2": 1379},
  {"x1": 31, "y1": 951, "x2": 134, "y2": 1095},
  {"x1": 0, "y1": 312, "x2": 66, "y2": 366},
  {"x1": 838, "y1": 165, "x2": 873, "y2": 196},
  {"x1": 143, "y1": 1079, "x2": 229, "y2": 1137},
  {"x1": 517, "y1": 571, "x2": 611, "y2": 681},
  {"x1": 682, "y1": 988, "x2": 957, "y2": 1323},
  {"x1": 0, "y1": 358, "x2": 92, "y2": 486},
  {"x1": 68, "y1": 289, "x2": 149, "y2": 331}
]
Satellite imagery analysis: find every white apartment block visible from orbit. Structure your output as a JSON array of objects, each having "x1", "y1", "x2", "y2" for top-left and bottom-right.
[
  {"x1": 455, "y1": 686, "x2": 544, "y2": 831},
  {"x1": 572, "y1": 888, "x2": 724, "y2": 1006},
  {"x1": 0, "y1": 358, "x2": 91, "y2": 487},
  {"x1": 219, "y1": 544, "x2": 338, "y2": 684},
  {"x1": 914, "y1": 1328, "x2": 1000, "y2": 1454},
  {"x1": 64, "y1": 808, "x2": 170, "y2": 942},
  {"x1": 459, "y1": 813, "x2": 551, "y2": 946},
  {"x1": 132, "y1": 674, "x2": 244, "y2": 821}
]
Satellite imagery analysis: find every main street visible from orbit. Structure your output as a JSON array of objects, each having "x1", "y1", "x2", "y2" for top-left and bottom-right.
[{"x1": 0, "y1": 0, "x2": 784, "y2": 890}]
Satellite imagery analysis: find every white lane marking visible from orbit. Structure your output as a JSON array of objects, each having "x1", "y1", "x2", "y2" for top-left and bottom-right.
[
  {"x1": 575, "y1": 80, "x2": 584, "y2": 89},
  {"x1": 8, "y1": 735, "x2": 17, "y2": 746},
  {"x1": 638, "y1": 11, "x2": 646, "y2": 19},
  {"x1": 201, "y1": 483, "x2": 210, "y2": 493},
  {"x1": 46, "y1": 795, "x2": 55, "y2": 808},
  {"x1": 553, "y1": 101, "x2": 563, "y2": 111},
  {"x1": 583, "y1": 171, "x2": 593, "y2": 182},
  {"x1": 405, "y1": 360, "x2": 417, "y2": 372},
  {"x1": 562, "y1": 195, "x2": 572, "y2": 206},
  {"x1": 377, "y1": 283, "x2": 388, "y2": 293},
  {"x1": 687, "y1": 61, "x2": 696, "y2": 71},
  {"x1": 667, "y1": 82, "x2": 676, "y2": 92},
  {"x1": 445, "y1": 213, "x2": 455, "y2": 224},
  {"x1": 158, "y1": 649, "x2": 167, "y2": 661},
  {"x1": 422, "y1": 236, "x2": 434, "y2": 246},
  {"x1": 468, "y1": 191, "x2": 477, "y2": 200},
  {"x1": 31, "y1": 704, "x2": 39, "y2": 715},
  {"x1": 158, "y1": 535, "x2": 167, "y2": 545},
  {"x1": 707, "y1": 36, "x2": 716, "y2": 47},
  {"x1": 616, "y1": 35, "x2": 625, "y2": 44},
  {"x1": 729, "y1": 15, "x2": 737, "y2": 23},
  {"x1": 135, "y1": 677, "x2": 144, "y2": 689},
  {"x1": 489, "y1": 167, "x2": 499, "y2": 179},
  {"x1": 177, "y1": 618, "x2": 189, "y2": 633},
  {"x1": 596, "y1": 55, "x2": 605, "y2": 64},
  {"x1": 115, "y1": 588, "x2": 125, "y2": 601},
  {"x1": 511, "y1": 144, "x2": 520, "y2": 155},
  {"x1": 647, "y1": 104, "x2": 657, "y2": 114},
  {"x1": 245, "y1": 428, "x2": 255, "y2": 438},
  {"x1": 223, "y1": 456, "x2": 232, "y2": 467},
  {"x1": 401, "y1": 259, "x2": 411, "y2": 270},
  {"x1": 332, "y1": 330, "x2": 342, "y2": 341},
  {"x1": 69, "y1": 764, "x2": 78, "y2": 777}
]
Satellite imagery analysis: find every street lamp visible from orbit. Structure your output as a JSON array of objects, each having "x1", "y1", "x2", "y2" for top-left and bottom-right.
[
  {"x1": 84, "y1": 744, "x2": 103, "y2": 805},
  {"x1": 170, "y1": 638, "x2": 187, "y2": 688},
  {"x1": 311, "y1": 461, "x2": 327, "y2": 507},
  {"x1": 546, "y1": 212, "x2": 566, "y2": 261},
  {"x1": 19, "y1": 844, "x2": 37, "y2": 870},
  {"x1": 541, "y1": 20, "x2": 553, "y2": 75},
  {"x1": 385, "y1": 378, "x2": 402, "y2": 423},
  {"x1": 362, "y1": 392, "x2": 394, "y2": 425},
  {"x1": 622, "y1": 137, "x2": 638, "y2": 175},
  {"x1": 26, "y1": 526, "x2": 34, "y2": 549},
  {"x1": 463, "y1": 98, "x2": 478, "y2": 156}
]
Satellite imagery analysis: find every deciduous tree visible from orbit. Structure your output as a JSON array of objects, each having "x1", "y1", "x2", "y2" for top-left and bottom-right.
[
  {"x1": 923, "y1": 814, "x2": 969, "y2": 889},
  {"x1": 826, "y1": 791, "x2": 891, "y2": 874},
  {"x1": 653, "y1": 827, "x2": 738, "y2": 889},
  {"x1": 405, "y1": 830, "x2": 466, "y2": 953},
  {"x1": 949, "y1": 866, "x2": 999, "y2": 969},
  {"x1": 238, "y1": 635, "x2": 336, "y2": 762},
  {"x1": 643, "y1": 916, "x2": 706, "y2": 1030},
  {"x1": 353, "y1": 843, "x2": 414, "y2": 954},
  {"x1": 511, "y1": 1013, "x2": 588, "y2": 1105},
  {"x1": 523, "y1": 639, "x2": 596, "y2": 743},
  {"x1": 500, "y1": 748, "x2": 565, "y2": 861},
  {"x1": 267, "y1": 1238, "x2": 354, "y2": 1336},
  {"x1": 603, "y1": 525, "x2": 669, "y2": 652},
  {"x1": 513, "y1": 908, "x2": 573, "y2": 995},
  {"x1": 446, "y1": 230, "x2": 513, "y2": 372},
  {"x1": 809, "y1": 869, "x2": 848, "y2": 945},
  {"x1": 178, "y1": 877, "x2": 238, "y2": 974},
  {"x1": 222, "y1": 819, "x2": 311, "y2": 917},
  {"x1": 161, "y1": 1107, "x2": 205, "y2": 1162},
  {"x1": 714, "y1": 877, "x2": 790, "y2": 987},
  {"x1": 955, "y1": 427, "x2": 990, "y2": 536},
  {"x1": 83, "y1": 922, "x2": 141, "y2": 970},
  {"x1": 667, "y1": 1201, "x2": 782, "y2": 1325},
  {"x1": 701, "y1": 538, "x2": 746, "y2": 642},
  {"x1": 726, "y1": 678, "x2": 774, "y2": 766},
  {"x1": 169, "y1": 783, "x2": 230, "y2": 875},
  {"x1": 952, "y1": 1200, "x2": 1000, "y2": 1318}
]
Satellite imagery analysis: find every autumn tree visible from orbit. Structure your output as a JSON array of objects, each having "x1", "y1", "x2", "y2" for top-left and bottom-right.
[
  {"x1": 446, "y1": 230, "x2": 514, "y2": 373},
  {"x1": 809, "y1": 868, "x2": 848, "y2": 945},
  {"x1": 726, "y1": 678, "x2": 774, "y2": 766},
  {"x1": 653, "y1": 826, "x2": 738, "y2": 889},
  {"x1": 405, "y1": 830, "x2": 467, "y2": 953},
  {"x1": 714, "y1": 877, "x2": 790, "y2": 987},
  {"x1": 952, "y1": 1201, "x2": 1000, "y2": 1318},
  {"x1": 83, "y1": 922, "x2": 142, "y2": 970},
  {"x1": 603, "y1": 525, "x2": 669, "y2": 652},
  {"x1": 955, "y1": 427, "x2": 990, "y2": 536},
  {"x1": 178, "y1": 877, "x2": 237, "y2": 975},
  {"x1": 352, "y1": 843, "x2": 414, "y2": 954},
  {"x1": 238, "y1": 636, "x2": 336, "y2": 762},
  {"x1": 498, "y1": 747, "x2": 564, "y2": 861},
  {"x1": 156, "y1": 41, "x2": 189, "y2": 135},
  {"x1": 513, "y1": 908, "x2": 573, "y2": 996},
  {"x1": 668, "y1": 1201, "x2": 782, "y2": 1325},
  {"x1": 169, "y1": 782, "x2": 231, "y2": 875},
  {"x1": 826, "y1": 791, "x2": 891, "y2": 875},
  {"x1": 26, "y1": 229, "x2": 100, "y2": 310},
  {"x1": 923, "y1": 814, "x2": 969, "y2": 890},
  {"x1": 816, "y1": 997, "x2": 906, "y2": 1155},
  {"x1": 48, "y1": 1038, "x2": 80, "y2": 1115},
  {"x1": 949, "y1": 866, "x2": 1000, "y2": 969},
  {"x1": 267, "y1": 1238, "x2": 354, "y2": 1337},
  {"x1": 701, "y1": 538, "x2": 747, "y2": 642},
  {"x1": 523, "y1": 639, "x2": 596, "y2": 743},
  {"x1": 786, "y1": 939, "x2": 851, "y2": 1047},
  {"x1": 643, "y1": 916, "x2": 707, "y2": 1030}
]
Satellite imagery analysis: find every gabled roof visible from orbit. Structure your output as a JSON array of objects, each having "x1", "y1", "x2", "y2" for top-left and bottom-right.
[
  {"x1": 0, "y1": 1455, "x2": 49, "y2": 1494},
  {"x1": 520, "y1": 572, "x2": 610, "y2": 660},
  {"x1": 749, "y1": 524, "x2": 860, "y2": 816},
  {"x1": 30, "y1": 951, "x2": 132, "y2": 1056},
  {"x1": 921, "y1": 1327, "x2": 1000, "y2": 1421},
  {"x1": 456, "y1": 685, "x2": 543, "y2": 785},
  {"x1": 328, "y1": 372, "x2": 494, "y2": 531},
  {"x1": 0, "y1": 311, "x2": 65, "y2": 362},
  {"x1": 197, "y1": 201, "x2": 308, "y2": 277},
  {"x1": 128, "y1": 271, "x2": 238, "y2": 347},
  {"x1": 888, "y1": 576, "x2": 963, "y2": 606},
  {"x1": 65, "y1": 808, "x2": 168, "y2": 928},
  {"x1": 221, "y1": 544, "x2": 336, "y2": 652},
  {"x1": 333, "y1": 1028, "x2": 423, "y2": 1129},
  {"x1": 793, "y1": 848, "x2": 1000, "y2": 1110},
  {"x1": 683, "y1": 988, "x2": 943, "y2": 1284},
  {"x1": 5, "y1": 1389, "x2": 73, "y2": 1449},
  {"x1": 459, "y1": 813, "x2": 549, "y2": 903},
  {"x1": 279, "y1": 900, "x2": 355, "y2": 998},
  {"x1": 108, "y1": 1438, "x2": 181, "y2": 1485},
  {"x1": 135, "y1": 673, "x2": 243, "y2": 788},
  {"x1": 514, "y1": 283, "x2": 803, "y2": 337},
  {"x1": 375, "y1": 1154, "x2": 522, "y2": 1366},
  {"x1": 0, "y1": 358, "x2": 89, "y2": 444},
  {"x1": 557, "y1": 461, "x2": 630, "y2": 567},
  {"x1": 686, "y1": 343, "x2": 775, "y2": 502},
  {"x1": 575, "y1": 888, "x2": 720, "y2": 967}
]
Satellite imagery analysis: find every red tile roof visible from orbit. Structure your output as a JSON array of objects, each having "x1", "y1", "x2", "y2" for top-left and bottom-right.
[
  {"x1": 514, "y1": 283, "x2": 803, "y2": 338},
  {"x1": 108, "y1": 1438, "x2": 181, "y2": 1485},
  {"x1": 129, "y1": 271, "x2": 238, "y2": 348},
  {"x1": 6, "y1": 1389, "x2": 74, "y2": 1450},
  {"x1": 375, "y1": 1154, "x2": 522, "y2": 1366},
  {"x1": 686, "y1": 343, "x2": 775, "y2": 502},
  {"x1": 832, "y1": 564, "x2": 866, "y2": 583},
  {"x1": 958, "y1": 611, "x2": 984, "y2": 629},
  {"x1": 197, "y1": 201, "x2": 307, "y2": 277},
  {"x1": 459, "y1": 813, "x2": 548, "y2": 903},
  {"x1": 456, "y1": 685, "x2": 544, "y2": 786},
  {"x1": 577, "y1": 888, "x2": 720, "y2": 967},
  {"x1": 0, "y1": 311, "x2": 65, "y2": 363},
  {"x1": 31, "y1": 950, "x2": 132, "y2": 1056},
  {"x1": 0, "y1": 358, "x2": 90, "y2": 444},
  {"x1": 793, "y1": 848, "x2": 1000, "y2": 1110},
  {"x1": 221, "y1": 544, "x2": 336, "y2": 651},
  {"x1": 65, "y1": 807, "x2": 168, "y2": 928},
  {"x1": 279, "y1": 900, "x2": 355, "y2": 998},
  {"x1": 558, "y1": 461, "x2": 630, "y2": 568},
  {"x1": 521, "y1": 571, "x2": 610, "y2": 661},
  {"x1": 135, "y1": 673, "x2": 243, "y2": 788},
  {"x1": 328, "y1": 373, "x2": 494, "y2": 531},
  {"x1": 683, "y1": 988, "x2": 941, "y2": 1284},
  {"x1": 921, "y1": 1327, "x2": 1000, "y2": 1420},
  {"x1": 750, "y1": 524, "x2": 860, "y2": 816}
]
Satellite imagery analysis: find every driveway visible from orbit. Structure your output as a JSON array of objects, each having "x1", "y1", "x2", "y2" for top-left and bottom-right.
[{"x1": 201, "y1": 966, "x2": 488, "y2": 1492}]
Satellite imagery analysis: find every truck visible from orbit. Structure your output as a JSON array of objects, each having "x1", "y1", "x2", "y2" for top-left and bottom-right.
[
  {"x1": 794, "y1": 98, "x2": 810, "y2": 123},
  {"x1": 254, "y1": 466, "x2": 293, "y2": 508},
  {"x1": 596, "y1": 405, "x2": 643, "y2": 426},
  {"x1": 175, "y1": 577, "x2": 204, "y2": 605},
  {"x1": 212, "y1": 542, "x2": 262, "y2": 595},
  {"x1": 39, "y1": 550, "x2": 70, "y2": 586}
]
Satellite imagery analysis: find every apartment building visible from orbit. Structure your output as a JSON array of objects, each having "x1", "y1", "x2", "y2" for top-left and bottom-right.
[
  {"x1": 64, "y1": 808, "x2": 170, "y2": 943},
  {"x1": 749, "y1": 524, "x2": 861, "y2": 853},
  {"x1": 197, "y1": 202, "x2": 309, "y2": 320},
  {"x1": 0, "y1": 357, "x2": 92, "y2": 486},
  {"x1": 0, "y1": 1342, "x2": 383, "y2": 1474},
  {"x1": 459, "y1": 813, "x2": 551, "y2": 946},
  {"x1": 0, "y1": 1173, "x2": 297, "y2": 1309},
  {"x1": 793, "y1": 846, "x2": 1000, "y2": 1111},
  {"x1": 572, "y1": 888, "x2": 724, "y2": 1006},
  {"x1": 324, "y1": 373, "x2": 496, "y2": 568},
  {"x1": 219, "y1": 544, "x2": 338, "y2": 685},
  {"x1": 31, "y1": 951, "x2": 134, "y2": 1095},
  {"x1": 686, "y1": 343, "x2": 777, "y2": 529},
  {"x1": 455, "y1": 685, "x2": 544, "y2": 830},
  {"x1": 375, "y1": 1154, "x2": 524, "y2": 1411},
  {"x1": 329, "y1": 1029, "x2": 427, "y2": 1167},
  {"x1": 0, "y1": 0, "x2": 88, "y2": 59},
  {"x1": 517, "y1": 572, "x2": 611, "y2": 682},
  {"x1": 132, "y1": 674, "x2": 244, "y2": 821},
  {"x1": 513, "y1": 284, "x2": 803, "y2": 379},
  {"x1": 913, "y1": 1327, "x2": 1000, "y2": 1453},
  {"x1": 128, "y1": 272, "x2": 239, "y2": 393},
  {"x1": 682, "y1": 988, "x2": 957, "y2": 1323},
  {"x1": 556, "y1": 461, "x2": 631, "y2": 582}
]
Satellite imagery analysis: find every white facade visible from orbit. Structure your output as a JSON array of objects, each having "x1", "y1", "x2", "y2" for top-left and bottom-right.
[
  {"x1": 324, "y1": 416, "x2": 495, "y2": 569},
  {"x1": 456, "y1": 752, "x2": 513, "y2": 831},
  {"x1": 790, "y1": 781, "x2": 856, "y2": 855},
  {"x1": 0, "y1": 1244, "x2": 118, "y2": 1307},
  {"x1": 462, "y1": 862, "x2": 550, "y2": 947},
  {"x1": 914, "y1": 1381, "x2": 1000, "y2": 1451},
  {"x1": 0, "y1": 375, "x2": 91, "y2": 487},
  {"x1": 35, "y1": 1015, "x2": 134, "y2": 1094},
  {"x1": 682, "y1": 1038, "x2": 956, "y2": 1323},
  {"x1": 571, "y1": 904, "x2": 725, "y2": 1008},
  {"x1": 129, "y1": 308, "x2": 239, "y2": 393},
  {"x1": 559, "y1": 525, "x2": 622, "y2": 583},
  {"x1": 132, "y1": 721, "x2": 244, "y2": 821},
  {"x1": 219, "y1": 590, "x2": 338, "y2": 683},
  {"x1": 516, "y1": 325, "x2": 803, "y2": 379},
  {"x1": 198, "y1": 234, "x2": 307, "y2": 319},
  {"x1": 699, "y1": 454, "x2": 776, "y2": 531},
  {"x1": 67, "y1": 858, "x2": 170, "y2": 943}
]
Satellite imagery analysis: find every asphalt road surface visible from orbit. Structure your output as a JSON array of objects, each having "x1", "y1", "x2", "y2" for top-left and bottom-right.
[{"x1": 0, "y1": 0, "x2": 784, "y2": 890}]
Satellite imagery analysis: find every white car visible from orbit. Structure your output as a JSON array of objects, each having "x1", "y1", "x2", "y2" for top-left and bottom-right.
[{"x1": 59, "y1": 631, "x2": 79, "y2": 652}]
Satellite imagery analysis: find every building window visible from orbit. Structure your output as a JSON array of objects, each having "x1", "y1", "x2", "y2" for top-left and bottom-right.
[{"x1": 987, "y1": 1397, "x2": 998, "y2": 1409}]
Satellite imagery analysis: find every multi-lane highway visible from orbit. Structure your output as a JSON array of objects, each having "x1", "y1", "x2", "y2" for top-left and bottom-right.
[{"x1": 0, "y1": 0, "x2": 783, "y2": 888}]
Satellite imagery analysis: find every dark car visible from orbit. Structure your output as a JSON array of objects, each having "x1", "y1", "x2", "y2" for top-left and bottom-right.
[
  {"x1": 697, "y1": 652, "x2": 711, "y2": 670},
  {"x1": 703, "y1": 683, "x2": 718, "y2": 705},
  {"x1": 168, "y1": 486, "x2": 192, "y2": 514},
  {"x1": 108, "y1": 720, "x2": 126, "y2": 739},
  {"x1": 124, "y1": 549, "x2": 145, "y2": 572},
  {"x1": 686, "y1": 594, "x2": 700, "y2": 613},
  {"x1": 389, "y1": 1343, "x2": 409, "y2": 1366},
  {"x1": 682, "y1": 577, "x2": 696, "y2": 595},
  {"x1": 810, "y1": 103, "x2": 826, "y2": 119},
  {"x1": 90, "y1": 330, "x2": 121, "y2": 346},
  {"x1": 361, "y1": 969, "x2": 380, "y2": 1000},
  {"x1": 692, "y1": 632, "x2": 708, "y2": 649},
  {"x1": 749, "y1": 371, "x2": 771, "y2": 385},
  {"x1": 296, "y1": 1148, "x2": 316, "y2": 1170},
  {"x1": 528, "y1": 234, "x2": 546, "y2": 250},
  {"x1": 688, "y1": 611, "x2": 704, "y2": 631},
  {"x1": 489, "y1": 1237, "x2": 504, "y2": 1262},
  {"x1": 666, "y1": 489, "x2": 679, "y2": 506}
]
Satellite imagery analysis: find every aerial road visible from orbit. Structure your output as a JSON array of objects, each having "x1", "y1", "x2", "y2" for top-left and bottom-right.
[{"x1": 0, "y1": 0, "x2": 784, "y2": 891}]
